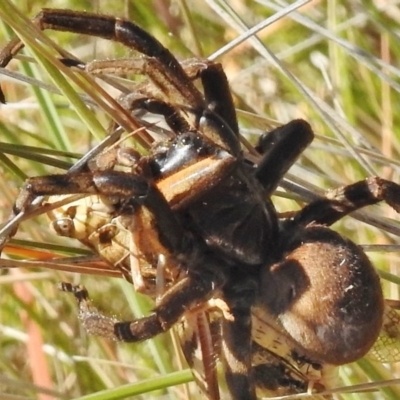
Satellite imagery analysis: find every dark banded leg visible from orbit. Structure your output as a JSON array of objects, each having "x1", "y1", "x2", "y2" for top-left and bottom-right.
[
  {"x1": 291, "y1": 176, "x2": 400, "y2": 227},
  {"x1": 60, "y1": 268, "x2": 224, "y2": 342},
  {"x1": 0, "y1": 9, "x2": 201, "y2": 106},
  {"x1": 0, "y1": 10, "x2": 240, "y2": 156}
]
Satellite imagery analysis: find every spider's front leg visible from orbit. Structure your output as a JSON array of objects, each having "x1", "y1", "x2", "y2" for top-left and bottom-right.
[
  {"x1": 15, "y1": 173, "x2": 184, "y2": 258},
  {"x1": 61, "y1": 274, "x2": 257, "y2": 400},
  {"x1": 0, "y1": 9, "x2": 202, "y2": 106},
  {"x1": 0, "y1": 9, "x2": 243, "y2": 156}
]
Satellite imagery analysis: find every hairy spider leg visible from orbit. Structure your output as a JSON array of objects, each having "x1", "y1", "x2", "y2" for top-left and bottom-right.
[{"x1": 0, "y1": 9, "x2": 240, "y2": 157}]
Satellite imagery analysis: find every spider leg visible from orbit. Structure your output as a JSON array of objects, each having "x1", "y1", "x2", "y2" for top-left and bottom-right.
[
  {"x1": 81, "y1": 57, "x2": 204, "y2": 113},
  {"x1": 119, "y1": 95, "x2": 191, "y2": 133},
  {"x1": 0, "y1": 9, "x2": 243, "y2": 156},
  {"x1": 61, "y1": 54, "x2": 242, "y2": 151},
  {"x1": 254, "y1": 119, "x2": 314, "y2": 194},
  {"x1": 13, "y1": 171, "x2": 184, "y2": 252},
  {"x1": 178, "y1": 311, "x2": 221, "y2": 400},
  {"x1": 71, "y1": 57, "x2": 241, "y2": 155},
  {"x1": 0, "y1": 9, "x2": 203, "y2": 107},
  {"x1": 59, "y1": 265, "x2": 225, "y2": 342},
  {"x1": 181, "y1": 59, "x2": 239, "y2": 137},
  {"x1": 0, "y1": 129, "x2": 124, "y2": 253},
  {"x1": 291, "y1": 176, "x2": 400, "y2": 227}
]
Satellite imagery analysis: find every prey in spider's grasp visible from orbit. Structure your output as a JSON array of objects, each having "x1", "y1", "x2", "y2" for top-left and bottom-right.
[{"x1": 1, "y1": 8, "x2": 400, "y2": 400}]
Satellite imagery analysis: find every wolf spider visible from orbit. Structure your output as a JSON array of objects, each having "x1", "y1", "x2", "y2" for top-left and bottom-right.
[{"x1": 2, "y1": 9, "x2": 400, "y2": 400}]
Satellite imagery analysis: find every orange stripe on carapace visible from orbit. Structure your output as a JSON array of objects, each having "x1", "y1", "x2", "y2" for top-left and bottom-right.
[{"x1": 156, "y1": 154, "x2": 235, "y2": 209}]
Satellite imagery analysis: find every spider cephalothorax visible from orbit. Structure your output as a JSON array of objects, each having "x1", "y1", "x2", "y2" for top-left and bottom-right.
[{"x1": 1, "y1": 9, "x2": 400, "y2": 400}]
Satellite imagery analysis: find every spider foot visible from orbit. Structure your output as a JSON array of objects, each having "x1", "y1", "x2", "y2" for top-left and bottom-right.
[{"x1": 59, "y1": 282, "x2": 119, "y2": 339}]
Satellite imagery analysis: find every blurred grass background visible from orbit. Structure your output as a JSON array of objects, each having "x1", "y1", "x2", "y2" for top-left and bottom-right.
[{"x1": 1, "y1": 0, "x2": 400, "y2": 399}]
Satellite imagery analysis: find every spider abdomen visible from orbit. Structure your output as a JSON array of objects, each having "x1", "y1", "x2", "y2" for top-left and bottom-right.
[{"x1": 260, "y1": 225, "x2": 384, "y2": 365}]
